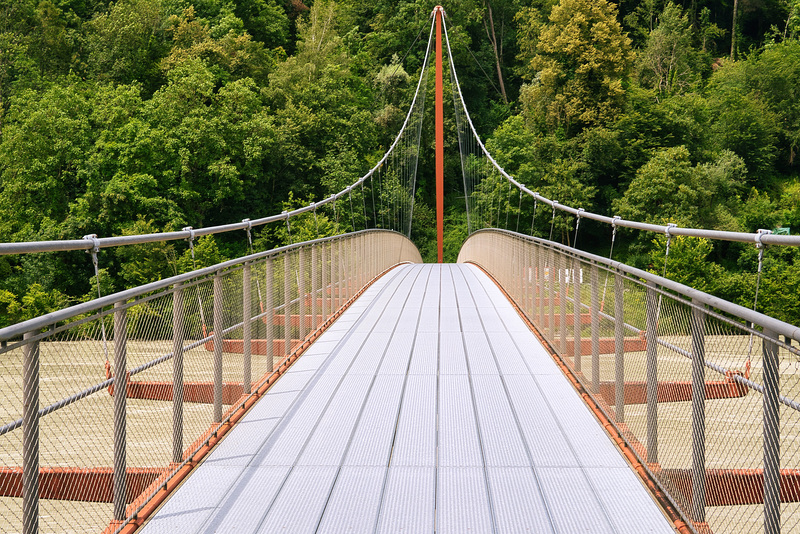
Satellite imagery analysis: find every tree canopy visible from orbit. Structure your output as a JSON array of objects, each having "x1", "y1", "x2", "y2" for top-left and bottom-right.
[{"x1": 0, "y1": 0, "x2": 799, "y2": 325}]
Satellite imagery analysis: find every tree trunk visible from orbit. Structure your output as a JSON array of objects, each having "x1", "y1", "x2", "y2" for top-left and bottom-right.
[
  {"x1": 484, "y1": 1, "x2": 508, "y2": 103},
  {"x1": 730, "y1": 0, "x2": 738, "y2": 60}
]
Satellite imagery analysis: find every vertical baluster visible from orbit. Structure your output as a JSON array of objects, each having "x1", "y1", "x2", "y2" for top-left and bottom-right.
[
  {"x1": 113, "y1": 302, "x2": 128, "y2": 520},
  {"x1": 242, "y1": 263, "x2": 251, "y2": 394},
  {"x1": 284, "y1": 252, "x2": 291, "y2": 358},
  {"x1": 172, "y1": 284, "x2": 184, "y2": 463},
  {"x1": 311, "y1": 244, "x2": 318, "y2": 331},
  {"x1": 321, "y1": 244, "x2": 328, "y2": 323},
  {"x1": 265, "y1": 258, "x2": 275, "y2": 369},
  {"x1": 298, "y1": 247, "x2": 306, "y2": 342},
  {"x1": 213, "y1": 273, "x2": 224, "y2": 422},
  {"x1": 645, "y1": 281, "x2": 658, "y2": 464},
  {"x1": 591, "y1": 263, "x2": 600, "y2": 393},
  {"x1": 614, "y1": 270, "x2": 625, "y2": 422},
  {"x1": 763, "y1": 327, "x2": 780, "y2": 534},
  {"x1": 573, "y1": 255, "x2": 582, "y2": 373},
  {"x1": 690, "y1": 299, "x2": 707, "y2": 523},
  {"x1": 22, "y1": 331, "x2": 40, "y2": 534}
]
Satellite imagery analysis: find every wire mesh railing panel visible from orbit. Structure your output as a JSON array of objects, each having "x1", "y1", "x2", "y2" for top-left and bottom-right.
[
  {"x1": 0, "y1": 230, "x2": 420, "y2": 534},
  {"x1": 459, "y1": 229, "x2": 800, "y2": 534}
]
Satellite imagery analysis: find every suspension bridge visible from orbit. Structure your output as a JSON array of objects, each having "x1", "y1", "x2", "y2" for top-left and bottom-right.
[{"x1": 2, "y1": 6, "x2": 800, "y2": 534}]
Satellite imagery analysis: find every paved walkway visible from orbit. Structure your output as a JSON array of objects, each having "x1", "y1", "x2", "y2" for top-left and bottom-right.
[{"x1": 140, "y1": 263, "x2": 675, "y2": 534}]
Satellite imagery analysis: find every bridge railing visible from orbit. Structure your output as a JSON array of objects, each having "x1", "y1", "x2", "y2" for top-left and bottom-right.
[
  {"x1": 0, "y1": 229, "x2": 421, "y2": 534},
  {"x1": 460, "y1": 229, "x2": 800, "y2": 534}
]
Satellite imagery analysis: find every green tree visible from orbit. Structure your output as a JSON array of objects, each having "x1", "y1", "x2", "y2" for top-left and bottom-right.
[
  {"x1": 613, "y1": 145, "x2": 746, "y2": 230},
  {"x1": 86, "y1": 0, "x2": 170, "y2": 92},
  {"x1": 518, "y1": 0, "x2": 633, "y2": 135},
  {"x1": 637, "y1": 2, "x2": 703, "y2": 98}
]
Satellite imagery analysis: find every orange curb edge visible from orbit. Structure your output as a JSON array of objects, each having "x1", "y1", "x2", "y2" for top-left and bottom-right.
[
  {"x1": 105, "y1": 263, "x2": 405, "y2": 534},
  {"x1": 473, "y1": 263, "x2": 697, "y2": 534}
]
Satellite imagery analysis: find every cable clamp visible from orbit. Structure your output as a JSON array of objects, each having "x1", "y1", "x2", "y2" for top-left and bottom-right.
[
  {"x1": 182, "y1": 226, "x2": 196, "y2": 244},
  {"x1": 665, "y1": 223, "x2": 677, "y2": 239},
  {"x1": 755, "y1": 229, "x2": 771, "y2": 249},
  {"x1": 82, "y1": 234, "x2": 100, "y2": 255}
]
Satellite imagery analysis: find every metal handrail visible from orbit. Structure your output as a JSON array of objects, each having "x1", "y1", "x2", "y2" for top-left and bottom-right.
[{"x1": 0, "y1": 229, "x2": 404, "y2": 341}]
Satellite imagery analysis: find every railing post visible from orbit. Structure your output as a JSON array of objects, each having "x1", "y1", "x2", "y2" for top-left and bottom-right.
[
  {"x1": 265, "y1": 258, "x2": 275, "y2": 369},
  {"x1": 591, "y1": 263, "x2": 600, "y2": 393},
  {"x1": 172, "y1": 284, "x2": 184, "y2": 463},
  {"x1": 22, "y1": 331, "x2": 40, "y2": 534},
  {"x1": 113, "y1": 301, "x2": 128, "y2": 520},
  {"x1": 573, "y1": 255, "x2": 582, "y2": 373},
  {"x1": 213, "y1": 272, "x2": 223, "y2": 422},
  {"x1": 690, "y1": 299, "x2": 706, "y2": 523},
  {"x1": 535, "y1": 245, "x2": 547, "y2": 332},
  {"x1": 615, "y1": 270, "x2": 625, "y2": 422},
  {"x1": 298, "y1": 247, "x2": 306, "y2": 342},
  {"x1": 284, "y1": 251, "x2": 292, "y2": 358},
  {"x1": 559, "y1": 252, "x2": 567, "y2": 359},
  {"x1": 548, "y1": 248, "x2": 556, "y2": 344},
  {"x1": 763, "y1": 327, "x2": 780, "y2": 534},
  {"x1": 321, "y1": 244, "x2": 328, "y2": 323},
  {"x1": 645, "y1": 281, "x2": 659, "y2": 464},
  {"x1": 337, "y1": 239, "x2": 343, "y2": 310},
  {"x1": 311, "y1": 244, "x2": 318, "y2": 331},
  {"x1": 242, "y1": 262, "x2": 252, "y2": 395}
]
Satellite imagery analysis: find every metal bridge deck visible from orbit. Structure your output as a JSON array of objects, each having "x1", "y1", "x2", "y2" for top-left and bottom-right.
[{"x1": 140, "y1": 263, "x2": 675, "y2": 534}]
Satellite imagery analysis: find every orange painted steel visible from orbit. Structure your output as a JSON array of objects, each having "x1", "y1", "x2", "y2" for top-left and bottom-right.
[
  {"x1": 661, "y1": 468, "x2": 800, "y2": 507},
  {"x1": 565, "y1": 335, "x2": 647, "y2": 355},
  {"x1": 0, "y1": 467, "x2": 166, "y2": 503},
  {"x1": 473, "y1": 264, "x2": 696, "y2": 534},
  {"x1": 538, "y1": 312, "x2": 593, "y2": 328},
  {"x1": 598, "y1": 373, "x2": 750, "y2": 406},
  {"x1": 203, "y1": 337, "x2": 301, "y2": 355},
  {"x1": 103, "y1": 265, "x2": 402, "y2": 534},
  {"x1": 116, "y1": 382, "x2": 258, "y2": 404},
  {"x1": 435, "y1": 6, "x2": 444, "y2": 263},
  {"x1": 268, "y1": 314, "x2": 325, "y2": 327}
]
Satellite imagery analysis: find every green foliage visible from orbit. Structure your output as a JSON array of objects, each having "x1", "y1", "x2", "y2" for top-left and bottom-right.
[
  {"x1": 518, "y1": 0, "x2": 633, "y2": 135},
  {"x1": 636, "y1": 3, "x2": 704, "y2": 98},
  {"x1": 0, "y1": 0, "x2": 799, "y2": 329},
  {"x1": 176, "y1": 234, "x2": 226, "y2": 273},
  {"x1": 613, "y1": 146, "x2": 746, "y2": 231}
]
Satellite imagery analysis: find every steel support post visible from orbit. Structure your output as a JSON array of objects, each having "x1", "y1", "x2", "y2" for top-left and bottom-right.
[
  {"x1": 265, "y1": 258, "x2": 275, "y2": 368},
  {"x1": 548, "y1": 248, "x2": 556, "y2": 344},
  {"x1": 113, "y1": 302, "x2": 128, "y2": 520},
  {"x1": 284, "y1": 252, "x2": 291, "y2": 358},
  {"x1": 311, "y1": 244, "x2": 318, "y2": 331},
  {"x1": 763, "y1": 327, "x2": 780, "y2": 534},
  {"x1": 243, "y1": 263, "x2": 252, "y2": 394},
  {"x1": 614, "y1": 270, "x2": 625, "y2": 422},
  {"x1": 338, "y1": 239, "x2": 343, "y2": 310},
  {"x1": 434, "y1": 6, "x2": 444, "y2": 263},
  {"x1": 645, "y1": 281, "x2": 659, "y2": 464},
  {"x1": 537, "y1": 244, "x2": 544, "y2": 331},
  {"x1": 573, "y1": 256, "x2": 582, "y2": 373},
  {"x1": 559, "y1": 253, "x2": 567, "y2": 358},
  {"x1": 172, "y1": 284, "x2": 185, "y2": 463},
  {"x1": 298, "y1": 247, "x2": 306, "y2": 341},
  {"x1": 22, "y1": 331, "x2": 40, "y2": 534},
  {"x1": 690, "y1": 299, "x2": 707, "y2": 523},
  {"x1": 213, "y1": 273, "x2": 224, "y2": 422},
  {"x1": 321, "y1": 244, "x2": 328, "y2": 322},
  {"x1": 591, "y1": 264, "x2": 600, "y2": 393}
]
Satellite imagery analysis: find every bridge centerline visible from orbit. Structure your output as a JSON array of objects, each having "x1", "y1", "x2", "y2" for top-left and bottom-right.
[{"x1": 138, "y1": 263, "x2": 674, "y2": 534}]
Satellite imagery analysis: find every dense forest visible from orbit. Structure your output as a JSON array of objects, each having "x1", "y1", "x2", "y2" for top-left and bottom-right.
[{"x1": 0, "y1": 0, "x2": 798, "y2": 326}]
